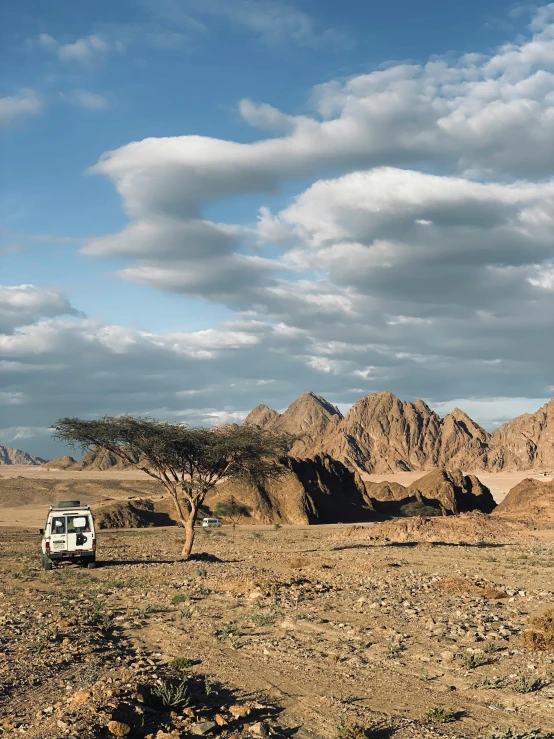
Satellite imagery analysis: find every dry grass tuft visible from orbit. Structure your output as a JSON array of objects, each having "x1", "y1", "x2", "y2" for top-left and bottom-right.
[
  {"x1": 481, "y1": 585, "x2": 507, "y2": 600},
  {"x1": 288, "y1": 557, "x2": 309, "y2": 570},
  {"x1": 521, "y1": 607, "x2": 554, "y2": 652},
  {"x1": 432, "y1": 577, "x2": 505, "y2": 600}
]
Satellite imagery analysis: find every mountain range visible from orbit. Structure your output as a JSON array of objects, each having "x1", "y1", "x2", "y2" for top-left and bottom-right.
[
  {"x1": 0, "y1": 446, "x2": 46, "y2": 466},
  {"x1": 245, "y1": 391, "x2": 554, "y2": 473},
  {"x1": 3, "y1": 390, "x2": 553, "y2": 473}
]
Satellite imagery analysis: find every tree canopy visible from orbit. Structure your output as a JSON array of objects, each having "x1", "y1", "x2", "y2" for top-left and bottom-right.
[
  {"x1": 53, "y1": 416, "x2": 288, "y2": 558},
  {"x1": 213, "y1": 497, "x2": 253, "y2": 528}
]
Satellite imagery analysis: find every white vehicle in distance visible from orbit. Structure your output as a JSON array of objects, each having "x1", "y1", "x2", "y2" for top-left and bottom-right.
[
  {"x1": 40, "y1": 501, "x2": 96, "y2": 570},
  {"x1": 201, "y1": 517, "x2": 222, "y2": 528}
]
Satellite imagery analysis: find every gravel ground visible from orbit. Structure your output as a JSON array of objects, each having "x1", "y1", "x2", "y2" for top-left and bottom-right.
[{"x1": 1, "y1": 522, "x2": 554, "y2": 738}]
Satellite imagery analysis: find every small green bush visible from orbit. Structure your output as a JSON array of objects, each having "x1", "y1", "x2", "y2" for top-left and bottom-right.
[
  {"x1": 171, "y1": 593, "x2": 189, "y2": 605},
  {"x1": 424, "y1": 706, "x2": 455, "y2": 724},
  {"x1": 150, "y1": 678, "x2": 191, "y2": 709},
  {"x1": 514, "y1": 674, "x2": 543, "y2": 694},
  {"x1": 461, "y1": 651, "x2": 486, "y2": 669},
  {"x1": 169, "y1": 657, "x2": 195, "y2": 671}
]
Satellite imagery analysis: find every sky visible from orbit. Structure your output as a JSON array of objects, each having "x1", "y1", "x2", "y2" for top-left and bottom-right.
[{"x1": 1, "y1": 0, "x2": 554, "y2": 460}]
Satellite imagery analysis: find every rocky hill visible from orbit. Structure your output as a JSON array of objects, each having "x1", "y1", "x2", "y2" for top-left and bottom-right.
[
  {"x1": 245, "y1": 391, "x2": 553, "y2": 473},
  {"x1": 0, "y1": 445, "x2": 46, "y2": 465},
  {"x1": 43, "y1": 455, "x2": 78, "y2": 470},
  {"x1": 494, "y1": 476, "x2": 554, "y2": 519},
  {"x1": 207, "y1": 454, "x2": 373, "y2": 525},
  {"x1": 364, "y1": 469, "x2": 496, "y2": 517}
]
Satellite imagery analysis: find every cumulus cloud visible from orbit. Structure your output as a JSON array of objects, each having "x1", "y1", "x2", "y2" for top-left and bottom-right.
[
  {"x1": 0, "y1": 285, "x2": 82, "y2": 333},
  {"x1": 0, "y1": 89, "x2": 43, "y2": 126},
  {"x1": 38, "y1": 33, "x2": 120, "y2": 66}
]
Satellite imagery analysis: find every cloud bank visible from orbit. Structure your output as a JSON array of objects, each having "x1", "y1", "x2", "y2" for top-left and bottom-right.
[{"x1": 3, "y1": 6, "x2": 554, "y2": 457}]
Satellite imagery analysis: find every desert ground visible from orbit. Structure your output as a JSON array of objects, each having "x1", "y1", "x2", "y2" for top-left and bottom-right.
[{"x1": 1, "y1": 468, "x2": 554, "y2": 738}]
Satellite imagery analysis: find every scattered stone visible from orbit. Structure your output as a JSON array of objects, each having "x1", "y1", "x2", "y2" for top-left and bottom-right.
[{"x1": 107, "y1": 719, "x2": 131, "y2": 737}]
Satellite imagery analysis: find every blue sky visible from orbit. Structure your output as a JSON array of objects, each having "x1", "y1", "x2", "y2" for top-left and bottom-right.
[{"x1": 1, "y1": 0, "x2": 554, "y2": 458}]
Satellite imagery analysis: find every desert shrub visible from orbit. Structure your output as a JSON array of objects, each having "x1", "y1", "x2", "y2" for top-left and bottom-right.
[
  {"x1": 521, "y1": 607, "x2": 554, "y2": 652},
  {"x1": 169, "y1": 657, "x2": 195, "y2": 671},
  {"x1": 171, "y1": 593, "x2": 189, "y2": 605},
  {"x1": 150, "y1": 678, "x2": 191, "y2": 709},
  {"x1": 460, "y1": 651, "x2": 486, "y2": 669},
  {"x1": 336, "y1": 718, "x2": 369, "y2": 739},
  {"x1": 424, "y1": 706, "x2": 455, "y2": 723},
  {"x1": 399, "y1": 501, "x2": 442, "y2": 517},
  {"x1": 514, "y1": 674, "x2": 543, "y2": 693},
  {"x1": 251, "y1": 611, "x2": 278, "y2": 626}
]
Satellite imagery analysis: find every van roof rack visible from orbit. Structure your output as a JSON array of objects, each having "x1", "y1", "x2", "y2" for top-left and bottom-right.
[{"x1": 55, "y1": 500, "x2": 82, "y2": 509}]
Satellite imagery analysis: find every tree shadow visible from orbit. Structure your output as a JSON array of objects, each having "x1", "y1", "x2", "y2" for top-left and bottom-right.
[
  {"x1": 332, "y1": 541, "x2": 508, "y2": 551},
  {"x1": 96, "y1": 552, "x2": 227, "y2": 567}
]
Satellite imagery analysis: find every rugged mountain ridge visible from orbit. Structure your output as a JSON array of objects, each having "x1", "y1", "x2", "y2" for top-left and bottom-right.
[
  {"x1": 245, "y1": 391, "x2": 554, "y2": 473},
  {"x1": 364, "y1": 469, "x2": 496, "y2": 517},
  {"x1": 0, "y1": 446, "x2": 46, "y2": 465}
]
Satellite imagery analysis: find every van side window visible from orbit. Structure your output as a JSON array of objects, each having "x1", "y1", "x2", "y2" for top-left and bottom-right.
[{"x1": 52, "y1": 517, "x2": 66, "y2": 535}]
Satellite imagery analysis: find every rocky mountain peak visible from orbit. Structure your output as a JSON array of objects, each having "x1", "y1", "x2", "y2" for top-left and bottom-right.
[
  {"x1": 244, "y1": 404, "x2": 280, "y2": 429},
  {"x1": 0, "y1": 446, "x2": 46, "y2": 465}
]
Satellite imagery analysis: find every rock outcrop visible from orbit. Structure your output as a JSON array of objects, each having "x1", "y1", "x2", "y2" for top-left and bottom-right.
[
  {"x1": 43, "y1": 455, "x2": 78, "y2": 470},
  {"x1": 0, "y1": 446, "x2": 46, "y2": 465},
  {"x1": 364, "y1": 469, "x2": 496, "y2": 517},
  {"x1": 95, "y1": 499, "x2": 178, "y2": 529},
  {"x1": 206, "y1": 454, "x2": 373, "y2": 525},
  {"x1": 494, "y1": 477, "x2": 554, "y2": 519},
  {"x1": 245, "y1": 391, "x2": 554, "y2": 473}
]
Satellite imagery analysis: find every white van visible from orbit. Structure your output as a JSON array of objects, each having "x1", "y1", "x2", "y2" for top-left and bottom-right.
[
  {"x1": 40, "y1": 501, "x2": 96, "y2": 570},
  {"x1": 201, "y1": 517, "x2": 222, "y2": 528}
]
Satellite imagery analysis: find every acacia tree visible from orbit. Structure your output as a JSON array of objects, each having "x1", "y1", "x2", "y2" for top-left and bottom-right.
[
  {"x1": 213, "y1": 497, "x2": 252, "y2": 530},
  {"x1": 52, "y1": 416, "x2": 288, "y2": 559}
]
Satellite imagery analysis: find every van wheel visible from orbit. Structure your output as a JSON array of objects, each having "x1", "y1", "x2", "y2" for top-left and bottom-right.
[
  {"x1": 42, "y1": 555, "x2": 52, "y2": 571},
  {"x1": 87, "y1": 561, "x2": 96, "y2": 569}
]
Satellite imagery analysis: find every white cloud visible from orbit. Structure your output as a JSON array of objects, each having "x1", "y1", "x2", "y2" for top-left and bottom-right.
[
  {"x1": 62, "y1": 90, "x2": 110, "y2": 111},
  {"x1": 0, "y1": 285, "x2": 82, "y2": 332},
  {"x1": 0, "y1": 392, "x2": 26, "y2": 406},
  {"x1": 38, "y1": 33, "x2": 119, "y2": 66},
  {"x1": 0, "y1": 89, "x2": 43, "y2": 126},
  {"x1": 528, "y1": 264, "x2": 554, "y2": 289},
  {"x1": 0, "y1": 426, "x2": 52, "y2": 443}
]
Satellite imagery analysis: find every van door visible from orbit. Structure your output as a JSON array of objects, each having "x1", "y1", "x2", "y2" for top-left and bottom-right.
[
  {"x1": 49, "y1": 515, "x2": 68, "y2": 553},
  {"x1": 66, "y1": 514, "x2": 94, "y2": 553}
]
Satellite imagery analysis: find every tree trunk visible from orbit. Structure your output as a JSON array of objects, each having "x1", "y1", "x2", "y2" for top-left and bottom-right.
[{"x1": 181, "y1": 501, "x2": 198, "y2": 560}]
